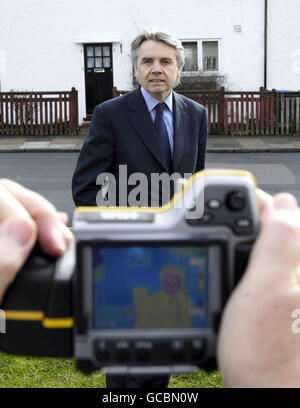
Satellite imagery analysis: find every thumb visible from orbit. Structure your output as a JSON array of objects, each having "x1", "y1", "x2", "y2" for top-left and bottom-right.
[
  {"x1": 244, "y1": 193, "x2": 300, "y2": 285},
  {"x1": 0, "y1": 217, "x2": 37, "y2": 303}
]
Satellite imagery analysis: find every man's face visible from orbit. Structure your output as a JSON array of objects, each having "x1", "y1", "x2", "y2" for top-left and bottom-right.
[
  {"x1": 162, "y1": 270, "x2": 182, "y2": 296},
  {"x1": 134, "y1": 40, "x2": 182, "y2": 101}
]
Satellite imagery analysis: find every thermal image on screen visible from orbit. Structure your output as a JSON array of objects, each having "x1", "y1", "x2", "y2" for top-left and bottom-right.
[{"x1": 93, "y1": 246, "x2": 208, "y2": 330}]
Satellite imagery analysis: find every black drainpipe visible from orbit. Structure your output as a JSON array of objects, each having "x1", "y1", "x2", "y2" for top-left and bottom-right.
[{"x1": 264, "y1": 0, "x2": 268, "y2": 89}]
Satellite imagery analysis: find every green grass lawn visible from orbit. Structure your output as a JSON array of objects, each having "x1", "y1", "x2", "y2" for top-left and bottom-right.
[{"x1": 0, "y1": 351, "x2": 224, "y2": 388}]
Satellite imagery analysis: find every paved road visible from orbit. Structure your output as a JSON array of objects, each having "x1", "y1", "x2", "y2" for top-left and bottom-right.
[
  {"x1": 206, "y1": 152, "x2": 300, "y2": 197},
  {"x1": 0, "y1": 152, "x2": 299, "y2": 224}
]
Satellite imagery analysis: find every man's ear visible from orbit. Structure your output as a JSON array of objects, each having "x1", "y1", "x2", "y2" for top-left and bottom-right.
[{"x1": 134, "y1": 66, "x2": 138, "y2": 80}]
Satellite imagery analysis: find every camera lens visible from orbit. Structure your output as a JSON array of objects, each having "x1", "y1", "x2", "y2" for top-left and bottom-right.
[{"x1": 226, "y1": 191, "x2": 246, "y2": 211}]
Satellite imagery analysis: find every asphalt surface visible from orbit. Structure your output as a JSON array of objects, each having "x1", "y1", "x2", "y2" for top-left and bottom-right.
[
  {"x1": 0, "y1": 151, "x2": 299, "y2": 223},
  {"x1": 1, "y1": 132, "x2": 300, "y2": 223}
]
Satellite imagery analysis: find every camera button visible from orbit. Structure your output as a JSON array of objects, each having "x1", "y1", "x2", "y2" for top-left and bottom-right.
[
  {"x1": 136, "y1": 349, "x2": 151, "y2": 362},
  {"x1": 226, "y1": 191, "x2": 246, "y2": 211},
  {"x1": 170, "y1": 340, "x2": 185, "y2": 362},
  {"x1": 134, "y1": 341, "x2": 153, "y2": 362},
  {"x1": 234, "y1": 218, "x2": 253, "y2": 235},
  {"x1": 200, "y1": 213, "x2": 213, "y2": 223},
  {"x1": 171, "y1": 350, "x2": 184, "y2": 362},
  {"x1": 116, "y1": 350, "x2": 131, "y2": 363},
  {"x1": 115, "y1": 341, "x2": 131, "y2": 363},
  {"x1": 192, "y1": 339, "x2": 205, "y2": 349},
  {"x1": 207, "y1": 199, "x2": 221, "y2": 210},
  {"x1": 95, "y1": 350, "x2": 110, "y2": 363},
  {"x1": 191, "y1": 339, "x2": 206, "y2": 362},
  {"x1": 236, "y1": 218, "x2": 251, "y2": 228},
  {"x1": 94, "y1": 340, "x2": 110, "y2": 363}
]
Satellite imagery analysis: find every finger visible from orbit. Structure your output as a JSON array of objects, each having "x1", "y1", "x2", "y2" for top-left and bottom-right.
[
  {"x1": 58, "y1": 212, "x2": 69, "y2": 225},
  {"x1": 273, "y1": 193, "x2": 298, "y2": 211},
  {"x1": 0, "y1": 184, "x2": 37, "y2": 299},
  {"x1": 255, "y1": 188, "x2": 273, "y2": 215},
  {"x1": 0, "y1": 179, "x2": 73, "y2": 256},
  {"x1": 37, "y1": 217, "x2": 73, "y2": 256},
  {"x1": 0, "y1": 183, "x2": 34, "y2": 222},
  {"x1": 0, "y1": 218, "x2": 36, "y2": 303},
  {"x1": 0, "y1": 179, "x2": 58, "y2": 218},
  {"x1": 245, "y1": 203, "x2": 300, "y2": 286}
]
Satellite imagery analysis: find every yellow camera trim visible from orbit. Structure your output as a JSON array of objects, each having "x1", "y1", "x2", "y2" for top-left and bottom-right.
[
  {"x1": 77, "y1": 169, "x2": 257, "y2": 214},
  {"x1": 4, "y1": 310, "x2": 74, "y2": 329}
]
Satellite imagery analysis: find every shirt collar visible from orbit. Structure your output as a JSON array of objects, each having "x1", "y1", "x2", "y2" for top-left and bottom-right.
[{"x1": 141, "y1": 86, "x2": 173, "y2": 113}]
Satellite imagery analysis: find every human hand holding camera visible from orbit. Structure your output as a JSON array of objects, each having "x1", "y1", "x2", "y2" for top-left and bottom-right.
[
  {"x1": 218, "y1": 190, "x2": 300, "y2": 387},
  {"x1": 1, "y1": 178, "x2": 300, "y2": 387},
  {"x1": 0, "y1": 179, "x2": 73, "y2": 303}
]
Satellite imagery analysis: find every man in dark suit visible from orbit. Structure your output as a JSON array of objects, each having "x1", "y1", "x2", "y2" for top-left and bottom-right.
[{"x1": 72, "y1": 30, "x2": 208, "y2": 387}]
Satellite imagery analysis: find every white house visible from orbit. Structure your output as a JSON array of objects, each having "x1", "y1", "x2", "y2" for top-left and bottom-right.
[{"x1": 0, "y1": 0, "x2": 299, "y2": 124}]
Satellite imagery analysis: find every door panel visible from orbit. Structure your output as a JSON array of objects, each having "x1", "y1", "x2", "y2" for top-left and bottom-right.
[{"x1": 84, "y1": 44, "x2": 113, "y2": 116}]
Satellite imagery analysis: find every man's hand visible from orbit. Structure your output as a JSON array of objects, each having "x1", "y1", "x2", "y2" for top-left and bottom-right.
[
  {"x1": 217, "y1": 189, "x2": 300, "y2": 387},
  {"x1": 0, "y1": 179, "x2": 73, "y2": 303}
]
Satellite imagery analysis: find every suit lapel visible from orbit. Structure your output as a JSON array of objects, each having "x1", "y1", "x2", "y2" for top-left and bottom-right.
[
  {"x1": 173, "y1": 92, "x2": 188, "y2": 172},
  {"x1": 127, "y1": 88, "x2": 169, "y2": 172}
]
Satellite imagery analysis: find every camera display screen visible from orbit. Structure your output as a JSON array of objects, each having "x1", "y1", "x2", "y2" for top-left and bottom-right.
[{"x1": 92, "y1": 246, "x2": 208, "y2": 330}]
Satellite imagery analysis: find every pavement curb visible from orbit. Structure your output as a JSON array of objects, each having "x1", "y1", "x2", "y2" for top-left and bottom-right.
[
  {"x1": 206, "y1": 148, "x2": 300, "y2": 153},
  {"x1": 0, "y1": 148, "x2": 81, "y2": 153},
  {"x1": 1, "y1": 147, "x2": 300, "y2": 153},
  {"x1": 2, "y1": 134, "x2": 300, "y2": 153}
]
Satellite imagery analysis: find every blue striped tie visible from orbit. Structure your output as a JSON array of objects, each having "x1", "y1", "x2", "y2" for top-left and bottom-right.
[{"x1": 154, "y1": 103, "x2": 172, "y2": 172}]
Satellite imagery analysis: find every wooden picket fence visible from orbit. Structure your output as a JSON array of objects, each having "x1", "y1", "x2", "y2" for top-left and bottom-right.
[
  {"x1": 0, "y1": 88, "x2": 79, "y2": 135},
  {"x1": 2, "y1": 86, "x2": 298, "y2": 136},
  {"x1": 113, "y1": 87, "x2": 300, "y2": 136}
]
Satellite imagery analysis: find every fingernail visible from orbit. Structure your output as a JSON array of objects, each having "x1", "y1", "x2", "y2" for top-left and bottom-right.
[
  {"x1": 63, "y1": 225, "x2": 74, "y2": 243},
  {"x1": 6, "y1": 218, "x2": 34, "y2": 247},
  {"x1": 52, "y1": 227, "x2": 67, "y2": 254}
]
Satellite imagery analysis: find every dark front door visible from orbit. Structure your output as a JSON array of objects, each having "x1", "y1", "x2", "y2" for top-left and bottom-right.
[{"x1": 84, "y1": 43, "x2": 113, "y2": 117}]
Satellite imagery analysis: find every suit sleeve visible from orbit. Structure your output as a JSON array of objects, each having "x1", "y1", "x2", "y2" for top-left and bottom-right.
[
  {"x1": 72, "y1": 104, "x2": 114, "y2": 206},
  {"x1": 195, "y1": 106, "x2": 208, "y2": 172}
]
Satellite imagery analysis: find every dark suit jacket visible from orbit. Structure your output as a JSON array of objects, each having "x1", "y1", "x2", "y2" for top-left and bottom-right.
[{"x1": 72, "y1": 87, "x2": 208, "y2": 207}]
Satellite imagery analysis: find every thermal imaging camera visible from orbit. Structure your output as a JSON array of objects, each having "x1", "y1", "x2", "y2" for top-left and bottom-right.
[{"x1": 0, "y1": 170, "x2": 259, "y2": 375}]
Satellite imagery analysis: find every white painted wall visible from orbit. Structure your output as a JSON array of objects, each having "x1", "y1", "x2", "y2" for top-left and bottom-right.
[
  {"x1": 268, "y1": 0, "x2": 300, "y2": 91},
  {"x1": 0, "y1": 0, "x2": 292, "y2": 123}
]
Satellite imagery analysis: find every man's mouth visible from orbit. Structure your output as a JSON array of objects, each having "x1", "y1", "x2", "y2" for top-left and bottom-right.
[{"x1": 149, "y1": 79, "x2": 165, "y2": 83}]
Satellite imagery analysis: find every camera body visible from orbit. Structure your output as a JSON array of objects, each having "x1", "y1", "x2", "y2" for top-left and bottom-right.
[{"x1": 0, "y1": 170, "x2": 259, "y2": 375}]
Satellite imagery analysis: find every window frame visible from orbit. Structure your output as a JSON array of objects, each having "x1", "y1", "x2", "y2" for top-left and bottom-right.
[
  {"x1": 181, "y1": 39, "x2": 221, "y2": 75},
  {"x1": 84, "y1": 44, "x2": 113, "y2": 70},
  {"x1": 181, "y1": 41, "x2": 199, "y2": 73}
]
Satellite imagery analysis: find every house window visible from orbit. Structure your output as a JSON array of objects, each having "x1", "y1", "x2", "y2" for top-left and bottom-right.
[
  {"x1": 202, "y1": 41, "x2": 218, "y2": 71},
  {"x1": 85, "y1": 44, "x2": 112, "y2": 69},
  {"x1": 204, "y1": 56, "x2": 218, "y2": 71},
  {"x1": 182, "y1": 42, "x2": 198, "y2": 72}
]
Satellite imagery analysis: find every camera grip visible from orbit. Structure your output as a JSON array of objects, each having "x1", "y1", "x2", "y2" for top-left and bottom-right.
[{"x1": 0, "y1": 245, "x2": 73, "y2": 357}]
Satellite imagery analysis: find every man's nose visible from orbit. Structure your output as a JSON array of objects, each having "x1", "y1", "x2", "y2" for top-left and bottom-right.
[{"x1": 151, "y1": 60, "x2": 162, "y2": 73}]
